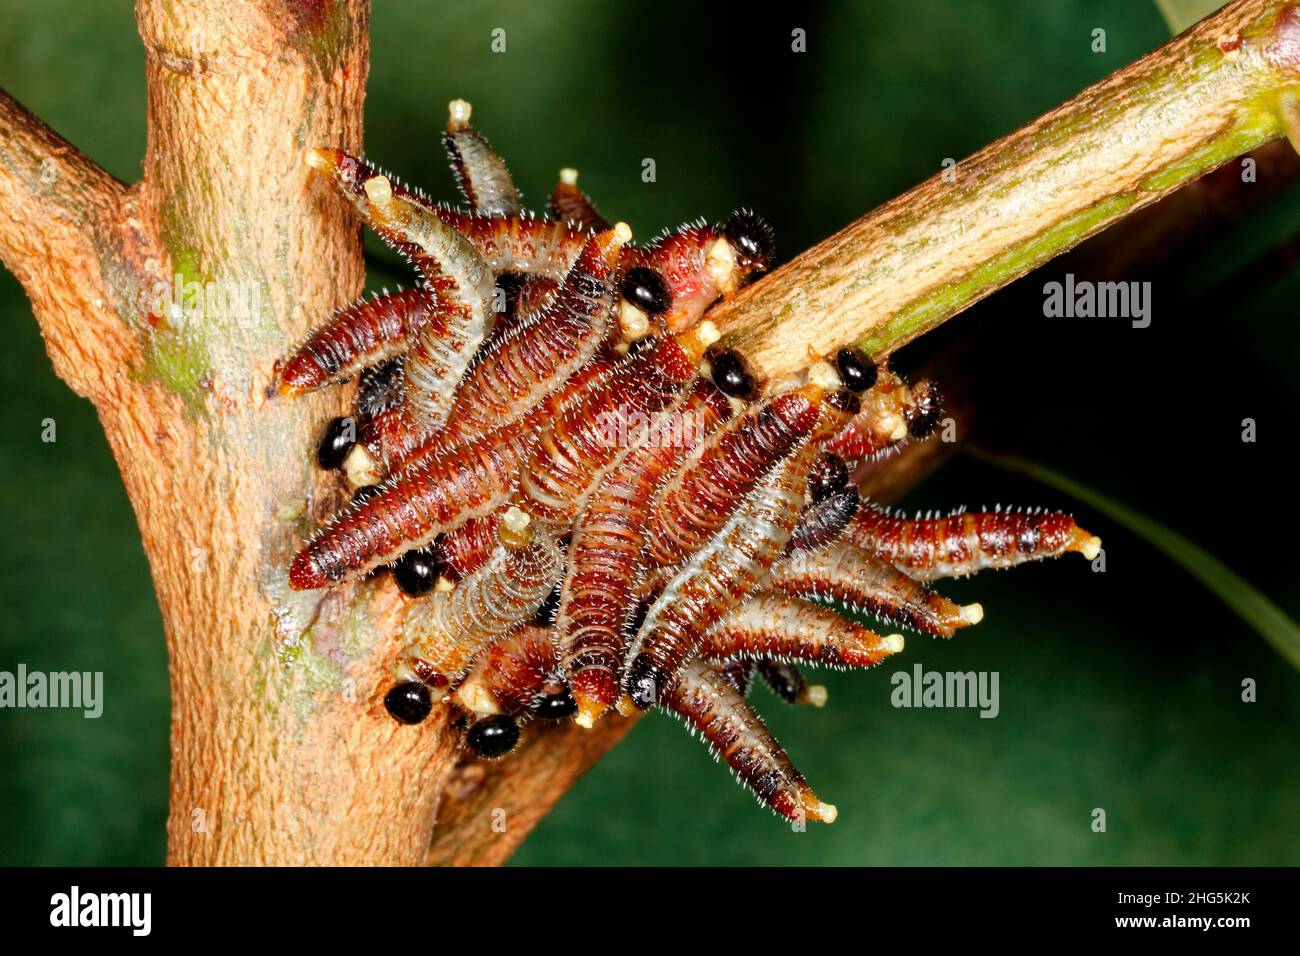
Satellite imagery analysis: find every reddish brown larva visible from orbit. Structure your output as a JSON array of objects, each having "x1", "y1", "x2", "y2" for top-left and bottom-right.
[
  {"x1": 397, "y1": 509, "x2": 562, "y2": 690},
  {"x1": 768, "y1": 542, "x2": 983, "y2": 638},
  {"x1": 274, "y1": 289, "x2": 435, "y2": 397},
  {"x1": 847, "y1": 503, "x2": 1102, "y2": 581},
  {"x1": 663, "y1": 658, "x2": 836, "y2": 823},
  {"x1": 624, "y1": 440, "x2": 819, "y2": 710},
  {"x1": 453, "y1": 624, "x2": 560, "y2": 717},
  {"x1": 559, "y1": 379, "x2": 733, "y2": 727},
  {"x1": 518, "y1": 325, "x2": 717, "y2": 531},
  {"x1": 646, "y1": 387, "x2": 823, "y2": 570},
  {"x1": 439, "y1": 224, "x2": 630, "y2": 445},
  {"x1": 702, "y1": 591, "x2": 905, "y2": 669},
  {"x1": 289, "y1": 412, "x2": 540, "y2": 589},
  {"x1": 282, "y1": 105, "x2": 1103, "y2": 826}
]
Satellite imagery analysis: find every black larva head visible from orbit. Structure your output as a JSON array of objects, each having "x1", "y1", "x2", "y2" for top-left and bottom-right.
[
  {"x1": 835, "y1": 347, "x2": 878, "y2": 393},
  {"x1": 534, "y1": 687, "x2": 579, "y2": 720},
  {"x1": 722, "y1": 209, "x2": 776, "y2": 272},
  {"x1": 392, "y1": 548, "x2": 440, "y2": 597},
  {"x1": 709, "y1": 349, "x2": 757, "y2": 400},
  {"x1": 905, "y1": 380, "x2": 943, "y2": 439},
  {"x1": 619, "y1": 266, "x2": 672, "y2": 315},
  {"x1": 317, "y1": 416, "x2": 356, "y2": 470},
  {"x1": 384, "y1": 681, "x2": 433, "y2": 725},
  {"x1": 467, "y1": 714, "x2": 520, "y2": 758}
]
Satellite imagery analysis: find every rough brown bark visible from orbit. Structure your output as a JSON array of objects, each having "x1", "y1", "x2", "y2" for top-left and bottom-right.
[{"x1": 3, "y1": 0, "x2": 1299, "y2": 866}]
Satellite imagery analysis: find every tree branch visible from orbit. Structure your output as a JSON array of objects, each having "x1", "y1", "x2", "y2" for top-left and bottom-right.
[
  {"x1": 710, "y1": 0, "x2": 1300, "y2": 386},
  {"x1": 0, "y1": 90, "x2": 138, "y2": 400},
  {"x1": 5, "y1": 0, "x2": 1300, "y2": 866}
]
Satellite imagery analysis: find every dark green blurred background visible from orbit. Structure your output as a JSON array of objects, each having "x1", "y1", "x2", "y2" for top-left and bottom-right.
[{"x1": 1, "y1": 0, "x2": 1297, "y2": 866}]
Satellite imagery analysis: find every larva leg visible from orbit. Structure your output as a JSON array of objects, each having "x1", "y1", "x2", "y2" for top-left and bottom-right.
[
  {"x1": 435, "y1": 511, "x2": 503, "y2": 581},
  {"x1": 519, "y1": 324, "x2": 719, "y2": 531},
  {"x1": 756, "y1": 660, "x2": 826, "y2": 708},
  {"x1": 396, "y1": 508, "x2": 563, "y2": 694},
  {"x1": 826, "y1": 368, "x2": 942, "y2": 463},
  {"x1": 289, "y1": 413, "x2": 540, "y2": 589},
  {"x1": 703, "y1": 591, "x2": 906, "y2": 668},
  {"x1": 274, "y1": 289, "x2": 436, "y2": 396},
  {"x1": 847, "y1": 502, "x2": 1103, "y2": 581},
  {"x1": 452, "y1": 624, "x2": 562, "y2": 717},
  {"x1": 768, "y1": 542, "x2": 983, "y2": 638},
  {"x1": 663, "y1": 658, "x2": 836, "y2": 824},
  {"x1": 443, "y1": 99, "x2": 522, "y2": 217},
  {"x1": 624, "y1": 438, "x2": 822, "y2": 710},
  {"x1": 549, "y1": 167, "x2": 609, "y2": 232},
  {"x1": 440, "y1": 223, "x2": 631, "y2": 444},
  {"x1": 560, "y1": 379, "x2": 733, "y2": 728}
]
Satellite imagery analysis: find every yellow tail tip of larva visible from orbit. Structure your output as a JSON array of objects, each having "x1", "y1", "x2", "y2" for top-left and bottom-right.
[
  {"x1": 448, "y1": 98, "x2": 472, "y2": 128},
  {"x1": 958, "y1": 602, "x2": 984, "y2": 626},
  {"x1": 611, "y1": 221, "x2": 633, "y2": 244},
  {"x1": 573, "y1": 694, "x2": 607, "y2": 729},
  {"x1": 882, "y1": 633, "x2": 906, "y2": 654},
  {"x1": 1078, "y1": 534, "x2": 1103, "y2": 561},
  {"x1": 801, "y1": 795, "x2": 837, "y2": 824},
  {"x1": 303, "y1": 148, "x2": 333, "y2": 173},
  {"x1": 559, "y1": 167, "x2": 579, "y2": 185},
  {"x1": 801, "y1": 684, "x2": 829, "y2": 708}
]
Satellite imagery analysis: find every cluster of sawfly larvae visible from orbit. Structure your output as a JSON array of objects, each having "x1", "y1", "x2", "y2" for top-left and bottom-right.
[{"x1": 273, "y1": 100, "x2": 1102, "y2": 824}]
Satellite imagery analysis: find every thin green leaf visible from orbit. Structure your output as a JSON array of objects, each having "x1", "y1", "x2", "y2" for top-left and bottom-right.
[{"x1": 970, "y1": 446, "x2": 1300, "y2": 672}]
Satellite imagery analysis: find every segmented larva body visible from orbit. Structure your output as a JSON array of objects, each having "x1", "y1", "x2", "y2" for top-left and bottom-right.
[
  {"x1": 785, "y1": 488, "x2": 861, "y2": 555},
  {"x1": 624, "y1": 440, "x2": 818, "y2": 709},
  {"x1": 435, "y1": 511, "x2": 503, "y2": 581},
  {"x1": 397, "y1": 510, "x2": 562, "y2": 692},
  {"x1": 646, "y1": 387, "x2": 823, "y2": 570},
  {"x1": 519, "y1": 326, "x2": 715, "y2": 531},
  {"x1": 275, "y1": 289, "x2": 435, "y2": 397},
  {"x1": 663, "y1": 658, "x2": 836, "y2": 823},
  {"x1": 826, "y1": 369, "x2": 941, "y2": 462},
  {"x1": 453, "y1": 624, "x2": 561, "y2": 717},
  {"x1": 768, "y1": 542, "x2": 982, "y2": 638},
  {"x1": 443, "y1": 99, "x2": 523, "y2": 218},
  {"x1": 847, "y1": 503, "x2": 1103, "y2": 582},
  {"x1": 438, "y1": 224, "x2": 630, "y2": 445},
  {"x1": 559, "y1": 379, "x2": 734, "y2": 727},
  {"x1": 289, "y1": 414, "x2": 538, "y2": 589},
  {"x1": 549, "y1": 168, "x2": 609, "y2": 233},
  {"x1": 703, "y1": 591, "x2": 905, "y2": 669}
]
